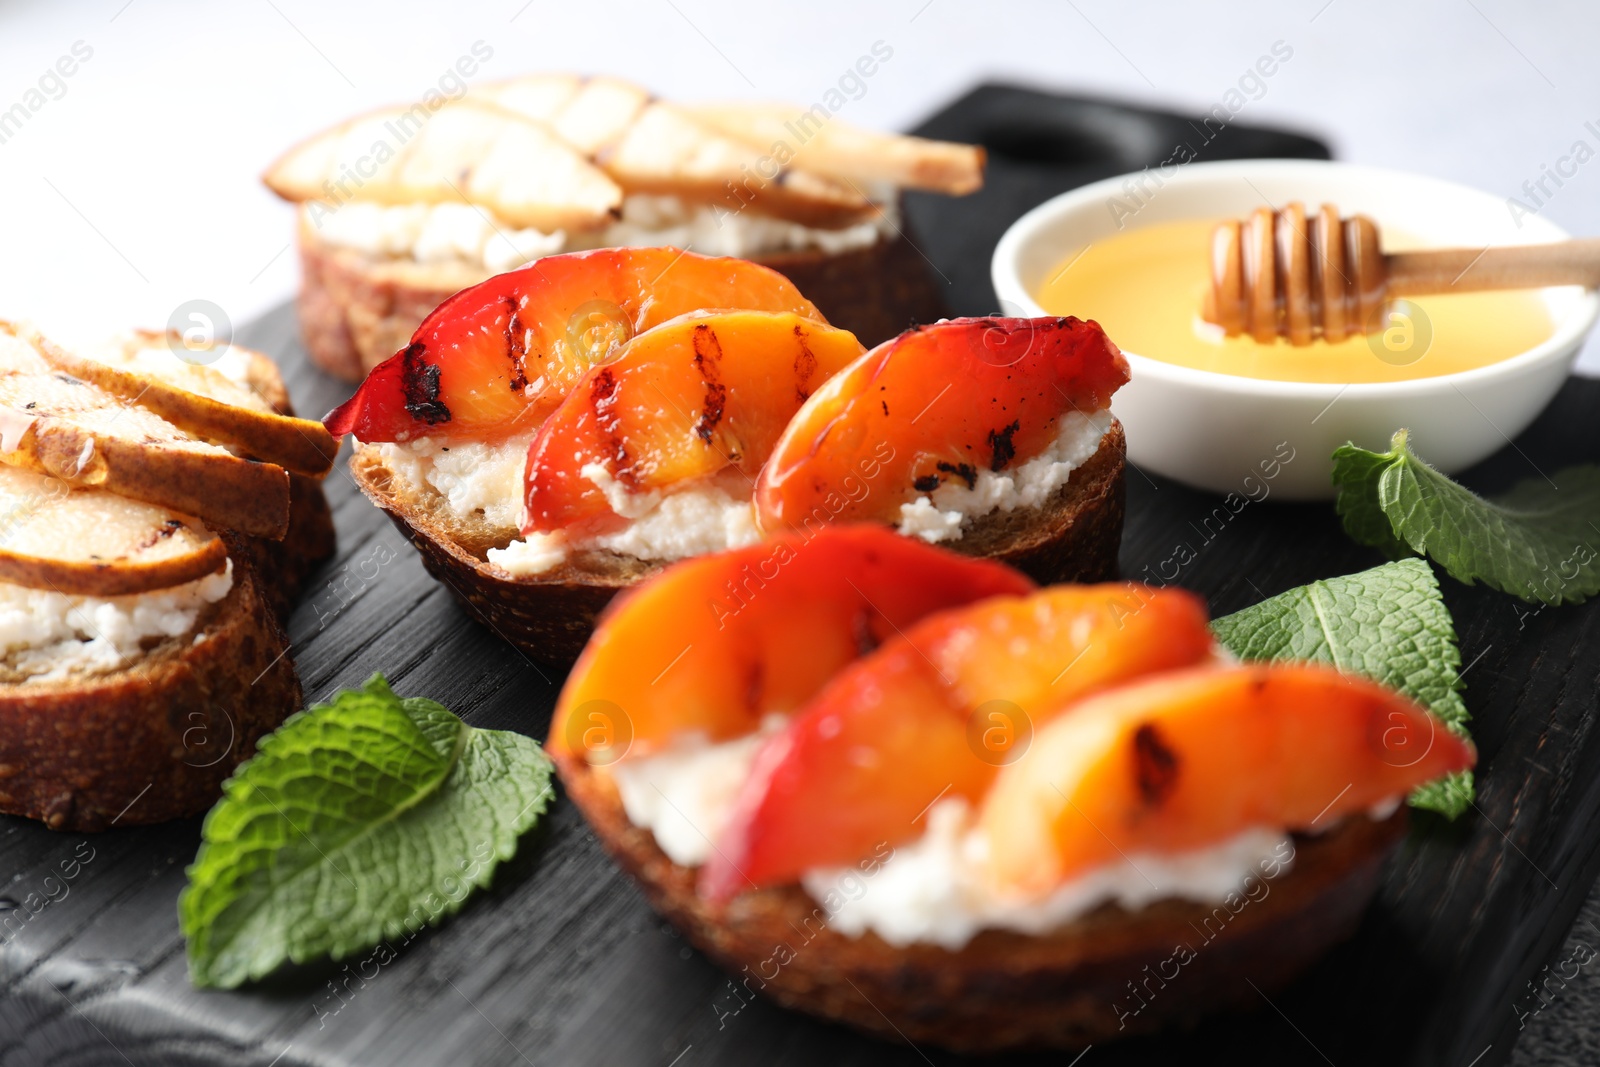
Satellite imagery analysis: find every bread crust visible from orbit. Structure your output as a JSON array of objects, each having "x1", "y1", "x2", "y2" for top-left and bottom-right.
[
  {"x1": 246, "y1": 469, "x2": 338, "y2": 621},
  {"x1": 956, "y1": 420, "x2": 1126, "y2": 584},
  {"x1": 294, "y1": 206, "x2": 949, "y2": 381},
  {"x1": 348, "y1": 424, "x2": 1124, "y2": 665},
  {"x1": 557, "y1": 748, "x2": 1405, "y2": 1051},
  {"x1": 0, "y1": 546, "x2": 302, "y2": 831},
  {"x1": 349, "y1": 446, "x2": 642, "y2": 662}
]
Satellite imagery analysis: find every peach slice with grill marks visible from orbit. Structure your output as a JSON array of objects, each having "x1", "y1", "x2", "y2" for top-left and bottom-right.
[
  {"x1": 754, "y1": 316, "x2": 1129, "y2": 533},
  {"x1": 323, "y1": 248, "x2": 824, "y2": 444},
  {"x1": 979, "y1": 664, "x2": 1476, "y2": 899},
  {"x1": 547, "y1": 525, "x2": 1034, "y2": 766},
  {"x1": 521, "y1": 310, "x2": 863, "y2": 536},
  {"x1": 697, "y1": 584, "x2": 1214, "y2": 902}
]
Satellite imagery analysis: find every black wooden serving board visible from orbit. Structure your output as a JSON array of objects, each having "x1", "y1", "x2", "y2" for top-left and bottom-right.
[{"x1": 1, "y1": 84, "x2": 1594, "y2": 1067}]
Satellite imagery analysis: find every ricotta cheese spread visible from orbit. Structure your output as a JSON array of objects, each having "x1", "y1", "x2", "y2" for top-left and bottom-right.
[
  {"x1": 804, "y1": 799, "x2": 1290, "y2": 950},
  {"x1": 607, "y1": 716, "x2": 788, "y2": 867},
  {"x1": 602, "y1": 723, "x2": 1415, "y2": 949},
  {"x1": 375, "y1": 435, "x2": 528, "y2": 532},
  {"x1": 371, "y1": 436, "x2": 762, "y2": 574},
  {"x1": 488, "y1": 466, "x2": 762, "y2": 576},
  {"x1": 896, "y1": 407, "x2": 1116, "y2": 544},
  {"x1": 306, "y1": 192, "x2": 896, "y2": 272},
  {"x1": 0, "y1": 560, "x2": 233, "y2": 682}
]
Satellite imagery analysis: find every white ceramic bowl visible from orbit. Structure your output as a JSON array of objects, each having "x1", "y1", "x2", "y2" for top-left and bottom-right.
[{"x1": 991, "y1": 159, "x2": 1599, "y2": 499}]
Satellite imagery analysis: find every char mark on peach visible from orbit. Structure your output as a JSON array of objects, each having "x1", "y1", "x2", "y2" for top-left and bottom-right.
[
  {"x1": 400, "y1": 343, "x2": 450, "y2": 425},
  {"x1": 692, "y1": 324, "x2": 727, "y2": 443},
  {"x1": 590, "y1": 367, "x2": 638, "y2": 489},
  {"x1": 987, "y1": 420, "x2": 1020, "y2": 472},
  {"x1": 937, "y1": 461, "x2": 978, "y2": 489},
  {"x1": 503, "y1": 297, "x2": 529, "y2": 393},
  {"x1": 793, "y1": 326, "x2": 818, "y2": 403},
  {"x1": 1133, "y1": 722, "x2": 1181, "y2": 806}
]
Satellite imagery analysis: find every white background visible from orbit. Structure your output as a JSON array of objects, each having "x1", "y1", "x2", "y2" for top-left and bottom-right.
[{"x1": 2, "y1": 0, "x2": 1598, "y2": 367}]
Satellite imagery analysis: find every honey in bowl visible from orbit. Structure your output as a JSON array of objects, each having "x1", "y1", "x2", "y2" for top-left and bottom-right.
[{"x1": 1034, "y1": 218, "x2": 1556, "y2": 384}]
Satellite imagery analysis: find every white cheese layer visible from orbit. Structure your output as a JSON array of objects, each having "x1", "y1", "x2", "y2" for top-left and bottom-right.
[
  {"x1": 312, "y1": 202, "x2": 567, "y2": 274},
  {"x1": 804, "y1": 799, "x2": 1291, "y2": 950},
  {"x1": 489, "y1": 467, "x2": 762, "y2": 576},
  {"x1": 374, "y1": 436, "x2": 529, "y2": 532},
  {"x1": 0, "y1": 560, "x2": 233, "y2": 682},
  {"x1": 896, "y1": 407, "x2": 1117, "y2": 544},
  {"x1": 307, "y1": 193, "x2": 896, "y2": 272},
  {"x1": 372, "y1": 435, "x2": 762, "y2": 574},
  {"x1": 603, "y1": 728, "x2": 1417, "y2": 949},
  {"x1": 608, "y1": 716, "x2": 788, "y2": 867}
]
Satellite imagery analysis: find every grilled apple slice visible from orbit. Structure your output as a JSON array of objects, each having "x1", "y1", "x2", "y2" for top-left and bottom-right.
[
  {"x1": 38, "y1": 331, "x2": 335, "y2": 476},
  {"x1": 698, "y1": 585, "x2": 1214, "y2": 901},
  {"x1": 522, "y1": 310, "x2": 864, "y2": 535},
  {"x1": 756, "y1": 317, "x2": 1129, "y2": 533},
  {"x1": 548, "y1": 525, "x2": 1034, "y2": 764},
  {"x1": 688, "y1": 102, "x2": 985, "y2": 195},
  {"x1": 980, "y1": 664, "x2": 1476, "y2": 898},
  {"x1": 324, "y1": 248, "x2": 826, "y2": 444},
  {"x1": 0, "y1": 464, "x2": 225, "y2": 595},
  {"x1": 263, "y1": 99, "x2": 622, "y2": 232},
  {"x1": 0, "y1": 324, "x2": 290, "y2": 539}
]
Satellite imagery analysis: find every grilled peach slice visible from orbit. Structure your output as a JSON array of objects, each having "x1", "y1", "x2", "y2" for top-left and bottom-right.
[
  {"x1": 548, "y1": 525, "x2": 1034, "y2": 765},
  {"x1": 754, "y1": 316, "x2": 1129, "y2": 532},
  {"x1": 980, "y1": 664, "x2": 1476, "y2": 898},
  {"x1": 324, "y1": 248, "x2": 824, "y2": 443},
  {"x1": 522, "y1": 310, "x2": 863, "y2": 535},
  {"x1": 698, "y1": 584, "x2": 1214, "y2": 902}
]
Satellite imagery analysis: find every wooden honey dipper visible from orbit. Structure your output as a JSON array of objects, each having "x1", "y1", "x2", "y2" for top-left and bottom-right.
[{"x1": 1201, "y1": 202, "x2": 1600, "y2": 345}]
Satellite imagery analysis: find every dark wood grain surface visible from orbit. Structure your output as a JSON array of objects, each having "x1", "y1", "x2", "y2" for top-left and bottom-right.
[{"x1": 1, "y1": 85, "x2": 1595, "y2": 1067}]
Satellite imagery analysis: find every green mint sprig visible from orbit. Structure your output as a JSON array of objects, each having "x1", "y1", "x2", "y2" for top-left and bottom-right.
[
  {"x1": 180, "y1": 674, "x2": 553, "y2": 988},
  {"x1": 1333, "y1": 429, "x2": 1600, "y2": 605}
]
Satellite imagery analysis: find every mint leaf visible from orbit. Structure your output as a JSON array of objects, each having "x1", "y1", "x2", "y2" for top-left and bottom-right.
[
  {"x1": 1333, "y1": 429, "x2": 1600, "y2": 604},
  {"x1": 1331, "y1": 443, "x2": 1413, "y2": 560},
  {"x1": 1211, "y1": 558, "x2": 1474, "y2": 818},
  {"x1": 180, "y1": 674, "x2": 553, "y2": 988}
]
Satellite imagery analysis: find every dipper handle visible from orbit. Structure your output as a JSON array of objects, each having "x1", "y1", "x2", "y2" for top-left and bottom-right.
[{"x1": 1201, "y1": 203, "x2": 1600, "y2": 345}]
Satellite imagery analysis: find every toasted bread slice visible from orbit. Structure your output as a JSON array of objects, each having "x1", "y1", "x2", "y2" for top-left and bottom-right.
[
  {"x1": 0, "y1": 324, "x2": 291, "y2": 539},
  {"x1": 41, "y1": 331, "x2": 337, "y2": 476},
  {"x1": 0, "y1": 542, "x2": 301, "y2": 831},
  {"x1": 687, "y1": 102, "x2": 985, "y2": 195},
  {"x1": 348, "y1": 421, "x2": 1124, "y2": 664},
  {"x1": 263, "y1": 100, "x2": 624, "y2": 232},
  {"x1": 0, "y1": 464, "x2": 226, "y2": 596},
  {"x1": 556, "y1": 745, "x2": 1402, "y2": 1051}
]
